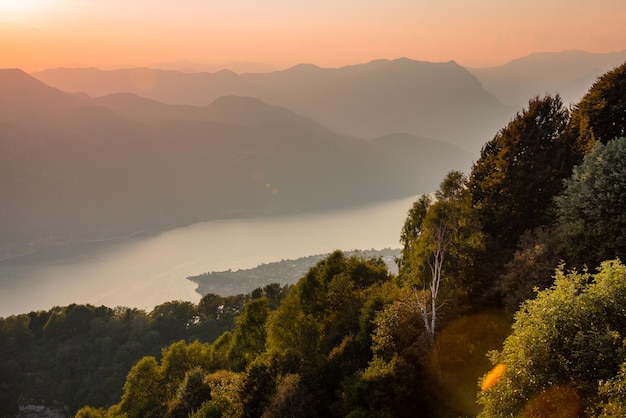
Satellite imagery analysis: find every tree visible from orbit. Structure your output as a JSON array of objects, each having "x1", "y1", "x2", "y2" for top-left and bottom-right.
[
  {"x1": 400, "y1": 171, "x2": 484, "y2": 342},
  {"x1": 160, "y1": 340, "x2": 212, "y2": 395},
  {"x1": 468, "y1": 95, "x2": 573, "y2": 254},
  {"x1": 167, "y1": 367, "x2": 213, "y2": 418},
  {"x1": 266, "y1": 289, "x2": 323, "y2": 368},
  {"x1": 227, "y1": 298, "x2": 270, "y2": 370},
  {"x1": 398, "y1": 194, "x2": 432, "y2": 276},
  {"x1": 478, "y1": 260, "x2": 626, "y2": 417},
  {"x1": 117, "y1": 356, "x2": 164, "y2": 418},
  {"x1": 565, "y1": 60, "x2": 626, "y2": 153},
  {"x1": 596, "y1": 362, "x2": 626, "y2": 417},
  {"x1": 150, "y1": 301, "x2": 198, "y2": 342},
  {"x1": 189, "y1": 370, "x2": 244, "y2": 418},
  {"x1": 556, "y1": 137, "x2": 626, "y2": 269},
  {"x1": 262, "y1": 373, "x2": 309, "y2": 418},
  {"x1": 496, "y1": 228, "x2": 561, "y2": 315},
  {"x1": 75, "y1": 406, "x2": 110, "y2": 418},
  {"x1": 266, "y1": 251, "x2": 392, "y2": 367},
  {"x1": 340, "y1": 355, "x2": 429, "y2": 418}
]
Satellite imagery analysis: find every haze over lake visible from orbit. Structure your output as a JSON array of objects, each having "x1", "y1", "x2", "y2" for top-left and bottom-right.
[{"x1": 0, "y1": 196, "x2": 417, "y2": 317}]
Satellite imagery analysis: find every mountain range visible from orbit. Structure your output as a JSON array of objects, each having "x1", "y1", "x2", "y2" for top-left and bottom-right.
[
  {"x1": 31, "y1": 50, "x2": 626, "y2": 151},
  {"x1": 32, "y1": 59, "x2": 511, "y2": 152},
  {"x1": 468, "y1": 49, "x2": 626, "y2": 107},
  {"x1": 3, "y1": 50, "x2": 624, "y2": 256},
  {"x1": 0, "y1": 69, "x2": 471, "y2": 257}
]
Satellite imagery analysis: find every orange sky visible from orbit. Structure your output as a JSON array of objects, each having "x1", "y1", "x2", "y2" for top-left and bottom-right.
[{"x1": 1, "y1": 0, "x2": 625, "y2": 72}]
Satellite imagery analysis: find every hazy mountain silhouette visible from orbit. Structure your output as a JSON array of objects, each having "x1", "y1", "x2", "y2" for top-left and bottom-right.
[
  {"x1": 30, "y1": 67, "x2": 277, "y2": 106},
  {"x1": 32, "y1": 59, "x2": 513, "y2": 152},
  {"x1": 93, "y1": 93, "x2": 329, "y2": 132},
  {"x1": 0, "y1": 69, "x2": 472, "y2": 256},
  {"x1": 151, "y1": 60, "x2": 275, "y2": 74},
  {"x1": 469, "y1": 50, "x2": 626, "y2": 107},
  {"x1": 242, "y1": 58, "x2": 511, "y2": 150}
]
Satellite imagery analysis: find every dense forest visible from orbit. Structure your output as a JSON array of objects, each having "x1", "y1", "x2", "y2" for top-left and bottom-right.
[{"x1": 2, "y1": 61, "x2": 626, "y2": 417}]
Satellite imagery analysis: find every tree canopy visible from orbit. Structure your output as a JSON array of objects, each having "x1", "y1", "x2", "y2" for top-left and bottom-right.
[
  {"x1": 468, "y1": 95, "x2": 573, "y2": 253},
  {"x1": 479, "y1": 260, "x2": 626, "y2": 417},
  {"x1": 556, "y1": 137, "x2": 626, "y2": 269},
  {"x1": 565, "y1": 60, "x2": 626, "y2": 153}
]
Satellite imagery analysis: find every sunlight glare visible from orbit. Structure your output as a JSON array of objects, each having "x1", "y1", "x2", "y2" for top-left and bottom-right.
[{"x1": 0, "y1": 0, "x2": 49, "y2": 15}]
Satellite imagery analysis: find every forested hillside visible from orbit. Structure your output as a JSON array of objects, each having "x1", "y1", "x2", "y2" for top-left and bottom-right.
[{"x1": 2, "y1": 61, "x2": 626, "y2": 417}]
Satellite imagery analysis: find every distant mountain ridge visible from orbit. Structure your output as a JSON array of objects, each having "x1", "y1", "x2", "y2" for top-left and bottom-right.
[
  {"x1": 469, "y1": 49, "x2": 626, "y2": 107},
  {"x1": 0, "y1": 69, "x2": 471, "y2": 256},
  {"x1": 7, "y1": 49, "x2": 619, "y2": 255},
  {"x1": 33, "y1": 51, "x2": 626, "y2": 152},
  {"x1": 31, "y1": 58, "x2": 513, "y2": 152}
]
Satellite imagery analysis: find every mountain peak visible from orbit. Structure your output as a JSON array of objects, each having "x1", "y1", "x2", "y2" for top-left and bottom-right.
[
  {"x1": 0, "y1": 68, "x2": 80, "y2": 105},
  {"x1": 1, "y1": 68, "x2": 43, "y2": 87}
]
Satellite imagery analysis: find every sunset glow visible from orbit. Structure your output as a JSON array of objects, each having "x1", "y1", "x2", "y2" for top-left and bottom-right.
[{"x1": 1, "y1": 0, "x2": 625, "y2": 71}]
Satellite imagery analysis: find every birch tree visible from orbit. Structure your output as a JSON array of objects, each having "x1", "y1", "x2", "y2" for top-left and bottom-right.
[{"x1": 400, "y1": 171, "x2": 483, "y2": 343}]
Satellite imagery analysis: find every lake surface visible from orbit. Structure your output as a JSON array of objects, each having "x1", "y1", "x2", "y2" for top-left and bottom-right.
[{"x1": 0, "y1": 195, "x2": 418, "y2": 317}]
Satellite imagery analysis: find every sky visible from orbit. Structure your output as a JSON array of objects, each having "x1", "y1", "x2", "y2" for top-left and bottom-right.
[{"x1": 1, "y1": 0, "x2": 625, "y2": 72}]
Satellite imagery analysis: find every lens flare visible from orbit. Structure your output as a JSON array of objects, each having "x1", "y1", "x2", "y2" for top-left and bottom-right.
[{"x1": 481, "y1": 363, "x2": 506, "y2": 391}]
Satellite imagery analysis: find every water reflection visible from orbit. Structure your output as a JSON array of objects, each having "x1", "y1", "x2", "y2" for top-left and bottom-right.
[{"x1": 0, "y1": 196, "x2": 417, "y2": 317}]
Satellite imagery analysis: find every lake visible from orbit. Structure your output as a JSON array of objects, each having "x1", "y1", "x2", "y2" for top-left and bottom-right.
[{"x1": 0, "y1": 195, "x2": 418, "y2": 317}]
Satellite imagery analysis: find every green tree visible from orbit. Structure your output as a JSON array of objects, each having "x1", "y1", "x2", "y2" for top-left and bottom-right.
[
  {"x1": 190, "y1": 370, "x2": 244, "y2": 418},
  {"x1": 496, "y1": 228, "x2": 561, "y2": 315},
  {"x1": 370, "y1": 289, "x2": 424, "y2": 361},
  {"x1": 262, "y1": 373, "x2": 309, "y2": 418},
  {"x1": 167, "y1": 367, "x2": 213, "y2": 418},
  {"x1": 469, "y1": 95, "x2": 573, "y2": 250},
  {"x1": 117, "y1": 356, "x2": 164, "y2": 418},
  {"x1": 266, "y1": 251, "x2": 391, "y2": 366},
  {"x1": 340, "y1": 355, "x2": 429, "y2": 418},
  {"x1": 596, "y1": 362, "x2": 626, "y2": 417},
  {"x1": 228, "y1": 298, "x2": 270, "y2": 371},
  {"x1": 478, "y1": 260, "x2": 626, "y2": 417},
  {"x1": 266, "y1": 290, "x2": 323, "y2": 368},
  {"x1": 556, "y1": 137, "x2": 626, "y2": 269},
  {"x1": 197, "y1": 293, "x2": 247, "y2": 342},
  {"x1": 565, "y1": 60, "x2": 626, "y2": 153},
  {"x1": 400, "y1": 171, "x2": 484, "y2": 341},
  {"x1": 160, "y1": 340, "x2": 212, "y2": 395},
  {"x1": 75, "y1": 406, "x2": 110, "y2": 418},
  {"x1": 398, "y1": 194, "x2": 432, "y2": 276},
  {"x1": 150, "y1": 301, "x2": 198, "y2": 343}
]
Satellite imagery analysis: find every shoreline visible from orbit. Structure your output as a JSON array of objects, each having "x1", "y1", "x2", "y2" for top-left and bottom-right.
[{"x1": 0, "y1": 193, "x2": 419, "y2": 265}]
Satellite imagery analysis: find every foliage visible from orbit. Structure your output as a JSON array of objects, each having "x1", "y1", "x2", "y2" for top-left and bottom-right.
[
  {"x1": 469, "y1": 95, "x2": 573, "y2": 253},
  {"x1": 340, "y1": 354, "x2": 429, "y2": 418},
  {"x1": 0, "y1": 284, "x2": 282, "y2": 415},
  {"x1": 565, "y1": 60, "x2": 626, "y2": 152},
  {"x1": 167, "y1": 367, "x2": 213, "y2": 418},
  {"x1": 370, "y1": 290, "x2": 424, "y2": 361},
  {"x1": 478, "y1": 260, "x2": 626, "y2": 417},
  {"x1": 117, "y1": 355, "x2": 164, "y2": 418},
  {"x1": 497, "y1": 228, "x2": 561, "y2": 315},
  {"x1": 227, "y1": 298, "x2": 270, "y2": 371},
  {"x1": 556, "y1": 137, "x2": 626, "y2": 269},
  {"x1": 399, "y1": 171, "x2": 484, "y2": 339},
  {"x1": 398, "y1": 194, "x2": 432, "y2": 274},
  {"x1": 267, "y1": 250, "x2": 391, "y2": 366},
  {"x1": 190, "y1": 370, "x2": 244, "y2": 418},
  {"x1": 261, "y1": 373, "x2": 309, "y2": 418},
  {"x1": 596, "y1": 362, "x2": 626, "y2": 417},
  {"x1": 9, "y1": 63, "x2": 626, "y2": 417}
]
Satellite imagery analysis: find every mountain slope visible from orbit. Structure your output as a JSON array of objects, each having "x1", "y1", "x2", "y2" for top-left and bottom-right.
[
  {"x1": 469, "y1": 50, "x2": 626, "y2": 107},
  {"x1": 243, "y1": 58, "x2": 510, "y2": 149}
]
